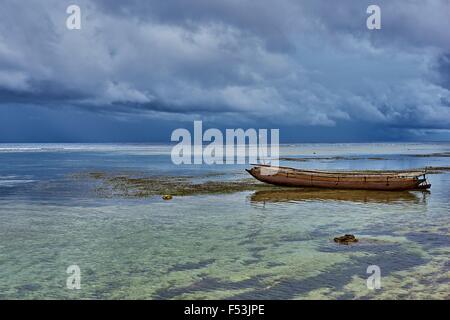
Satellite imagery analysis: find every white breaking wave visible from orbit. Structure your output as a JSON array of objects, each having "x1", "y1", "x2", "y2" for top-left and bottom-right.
[{"x1": 0, "y1": 143, "x2": 173, "y2": 155}]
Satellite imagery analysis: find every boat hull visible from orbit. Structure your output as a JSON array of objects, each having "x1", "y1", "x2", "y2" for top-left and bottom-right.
[{"x1": 246, "y1": 166, "x2": 431, "y2": 191}]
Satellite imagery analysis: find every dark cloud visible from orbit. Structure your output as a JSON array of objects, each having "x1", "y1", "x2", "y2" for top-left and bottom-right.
[
  {"x1": 0, "y1": 0, "x2": 449, "y2": 141},
  {"x1": 301, "y1": 0, "x2": 450, "y2": 49},
  {"x1": 94, "y1": 0, "x2": 299, "y2": 53},
  {"x1": 436, "y1": 53, "x2": 450, "y2": 90}
]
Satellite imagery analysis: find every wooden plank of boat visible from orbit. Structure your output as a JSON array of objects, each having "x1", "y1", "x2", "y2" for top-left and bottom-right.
[{"x1": 246, "y1": 165, "x2": 431, "y2": 191}]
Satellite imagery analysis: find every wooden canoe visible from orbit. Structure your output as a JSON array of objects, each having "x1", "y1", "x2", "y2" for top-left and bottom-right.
[{"x1": 246, "y1": 165, "x2": 431, "y2": 191}]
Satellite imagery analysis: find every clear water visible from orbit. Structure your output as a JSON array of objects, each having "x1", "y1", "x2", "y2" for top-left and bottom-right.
[{"x1": 0, "y1": 143, "x2": 449, "y2": 299}]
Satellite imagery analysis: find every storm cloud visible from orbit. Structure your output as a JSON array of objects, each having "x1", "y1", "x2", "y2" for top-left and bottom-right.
[{"x1": 0, "y1": 0, "x2": 449, "y2": 141}]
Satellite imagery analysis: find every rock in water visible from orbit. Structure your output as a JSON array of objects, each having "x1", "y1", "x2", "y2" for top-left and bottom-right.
[
  {"x1": 162, "y1": 195, "x2": 173, "y2": 200},
  {"x1": 334, "y1": 234, "x2": 358, "y2": 244}
]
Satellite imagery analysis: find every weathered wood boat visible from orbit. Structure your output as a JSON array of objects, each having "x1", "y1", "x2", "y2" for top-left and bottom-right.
[{"x1": 246, "y1": 165, "x2": 431, "y2": 191}]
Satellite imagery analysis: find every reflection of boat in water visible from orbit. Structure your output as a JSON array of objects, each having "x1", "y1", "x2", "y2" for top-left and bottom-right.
[
  {"x1": 246, "y1": 165, "x2": 431, "y2": 191},
  {"x1": 249, "y1": 189, "x2": 426, "y2": 204}
]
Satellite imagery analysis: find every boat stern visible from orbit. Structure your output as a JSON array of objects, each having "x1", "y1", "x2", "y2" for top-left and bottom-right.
[{"x1": 416, "y1": 174, "x2": 431, "y2": 190}]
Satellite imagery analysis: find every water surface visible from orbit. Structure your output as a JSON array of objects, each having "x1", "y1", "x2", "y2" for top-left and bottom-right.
[{"x1": 0, "y1": 143, "x2": 449, "y2": 299}]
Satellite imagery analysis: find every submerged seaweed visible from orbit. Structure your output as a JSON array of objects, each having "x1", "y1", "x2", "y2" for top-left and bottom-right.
[{"x1": 74, "y1": 171, "x2": 279, "y2": 198}]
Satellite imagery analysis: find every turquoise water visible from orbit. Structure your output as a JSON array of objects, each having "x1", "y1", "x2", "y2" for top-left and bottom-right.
[{"x1": 0, "y1": 143, "x2": 449, "y2": 299}]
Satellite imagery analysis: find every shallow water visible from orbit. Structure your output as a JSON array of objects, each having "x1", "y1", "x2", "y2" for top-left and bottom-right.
[{"x1": 0, "y1": 143, "x2": 449, "y2": 299}]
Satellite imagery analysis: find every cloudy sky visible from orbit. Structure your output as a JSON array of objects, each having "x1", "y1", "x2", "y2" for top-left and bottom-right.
[{"x1": 0, "y1": 0, "x2": 449, "y2": 142}]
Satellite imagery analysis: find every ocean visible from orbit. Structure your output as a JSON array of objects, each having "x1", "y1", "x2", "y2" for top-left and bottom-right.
[{"x1": 0, "y1": 142, "x2": 449, "y2": 299}]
